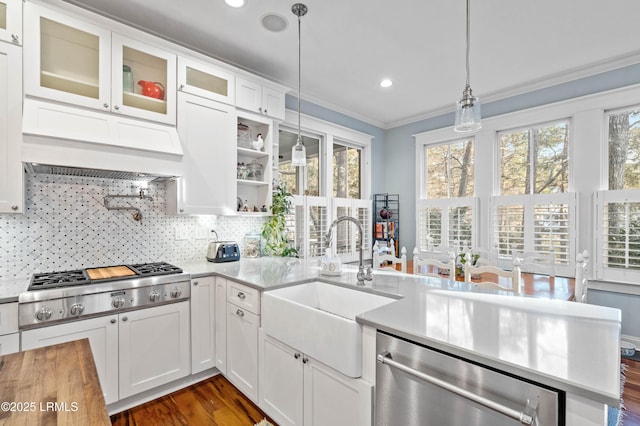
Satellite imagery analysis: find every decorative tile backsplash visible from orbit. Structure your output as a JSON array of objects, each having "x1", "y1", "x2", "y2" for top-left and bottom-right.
[{"x1": 0, "y1": 173, "x2": 266, "y2": 279}]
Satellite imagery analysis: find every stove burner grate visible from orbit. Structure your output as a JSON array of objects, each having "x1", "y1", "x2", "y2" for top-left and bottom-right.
[{"x1": 129, "y1": 262, "x2": 183, "y2": 276}]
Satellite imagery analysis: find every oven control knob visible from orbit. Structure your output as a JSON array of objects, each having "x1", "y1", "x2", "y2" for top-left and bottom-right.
[
  {"x1": 149, "y1": 290, "x2": 161, "y2": 302},
  {"x1": 112, "y1": 296, "x2": 126, "y2": 309},
  {"x1": 70, "y1": 303, "x2": 85, "y2": 316},
  {"x1": 35, "y1": 307, "x2": 53, "y2": 321},
  {"x1": 170, "y1": 287, "x2": 182, "y2": 299}
]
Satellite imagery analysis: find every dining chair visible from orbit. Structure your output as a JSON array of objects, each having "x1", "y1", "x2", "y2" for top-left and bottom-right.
[
  {"x1": 513, "y1": 250, "x2": 555, "y2": 278},
  {"x1": 412, "y1": 247, "x2": 455, "y2": 278},
  {"x1": 465, "y1": 256, "x2": 522, "y2": 294},
  {"x1": 373, "y1": 242, "x2": 407, "y2": 273},
  {"x1": 574, "y1": 249, "x2": 589, "y2": 303}
]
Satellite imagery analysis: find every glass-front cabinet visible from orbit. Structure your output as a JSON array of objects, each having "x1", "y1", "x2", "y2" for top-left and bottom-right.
[
  {"x1": 0, "y1": 0, "x2": 21, "y2": 45},
  {"x1": 178, "y1": 56, "x2": 235, "y2": 105},
  {"x1": 24, "y1": 2, "x2": 176, "y2": 124}
]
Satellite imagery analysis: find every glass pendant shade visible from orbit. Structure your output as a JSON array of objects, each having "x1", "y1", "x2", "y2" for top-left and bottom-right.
[
  {"x1": 454, "y1": 92, "x2": 482, "y2": 133},
  {"x1": 291, "y1": 137, "x2": 307, "y2": 166}
]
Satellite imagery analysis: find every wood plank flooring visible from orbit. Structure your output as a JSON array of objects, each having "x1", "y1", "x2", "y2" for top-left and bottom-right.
[
  {"x1": 623, "y1": 358, "x2": 640, "y2": 426},
  {"x1": 110, "y1": 360, "x2": 640, "y2": 426},
  {"x1": 110, "y1": 375, "x2": 275, "y2": 426}
]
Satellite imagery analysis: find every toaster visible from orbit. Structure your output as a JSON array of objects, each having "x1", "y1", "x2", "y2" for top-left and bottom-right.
[{"x1": 206, "y1": 241, "x2": 241, "y2": 263}]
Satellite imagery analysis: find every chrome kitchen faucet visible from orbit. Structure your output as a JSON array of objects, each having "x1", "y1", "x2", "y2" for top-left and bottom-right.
[{"x1": 325, "y1": 216, "x2": 373, "y2": 285}]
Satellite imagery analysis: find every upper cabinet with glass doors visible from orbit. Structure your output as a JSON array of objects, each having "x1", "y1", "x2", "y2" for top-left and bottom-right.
[
  {"x1": 178, "y1": 56, "x2": 235, "y2": 105},
  {"x1": 23, "y1": 2, "x2": 176, "y2": 125},
  {"x1": 0, "y1": 0, "x2": 21, "y2": 45}
]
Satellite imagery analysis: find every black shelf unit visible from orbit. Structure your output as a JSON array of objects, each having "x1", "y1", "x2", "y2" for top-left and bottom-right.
[{"x1": 373, "y1": 193, "x2": 399, "y2": 257}]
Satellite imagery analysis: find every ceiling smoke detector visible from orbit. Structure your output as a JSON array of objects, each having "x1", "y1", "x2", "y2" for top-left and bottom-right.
[{"x1": 261, "y1": 13, "x2": 288, "y2": 32}]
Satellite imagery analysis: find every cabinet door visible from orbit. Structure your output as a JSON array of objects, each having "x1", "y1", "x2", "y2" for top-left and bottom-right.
[
  {"x1": 226, "y1": 302, "x2": 259, "y2": 402},
  {"x1": 191, "y1": 276, "x2": 216, "y2": 374},
  {"x1": 236, "y1": 76, "x2": 262, "y2": 114},
  {"x1": 304, "y1": 358, "x2": 373, "y2": 426},
  {"x1": 0, "y1": 333, "x2": 19, "y2": 355},
  {"x1": 118, "y1": 302, "x2": 190, "y2": 399},
  {"x1": 178, "y1": 56, "x2": 235, "y2": 105},
  {"x1": 259, "y1": 331, "x2": 303, "y2": 426},
  {"x1": 111, "y1": 33, "x2": 177, "y2": 125},
  {"x1": 0, "y1": 40, "x2": 21, "y2": 213},
  {"x1": 23, "y1": 2, "x2": 111, "y2": 110},
  {"x1": 170, "y1": 92, "x2": 235, "y2": 215},
  {"x1": 0, "y1": 0, "x2": 21, "y2": 45},
  {"x1": 215, "y1": 278, "x2": 227, "y2": 374},
  {"x1": 21, "y1": 316, "x2": 119, "y2": 405},
  {"x1": 262, "y1": 86, "x2": 285, "y2": 121}
]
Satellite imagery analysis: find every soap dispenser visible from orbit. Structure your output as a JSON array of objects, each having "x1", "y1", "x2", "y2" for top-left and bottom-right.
[{"x1": 320, "y1": 248, "x2": 341, "y2": 276}]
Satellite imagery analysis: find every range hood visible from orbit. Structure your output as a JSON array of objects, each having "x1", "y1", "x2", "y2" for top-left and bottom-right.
[
  {"x1": 22, "y1": 98, "x2": 184, "y2": 179},
  {"x1": 24, "y1": 163, "x2": 176, "y2": 182}
]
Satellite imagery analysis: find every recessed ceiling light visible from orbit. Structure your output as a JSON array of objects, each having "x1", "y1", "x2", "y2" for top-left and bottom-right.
[
  {"x1": 379, "y1": 79, "x2": 393, "y2": 88},
  {"x1": 261, "y1": 13, "x2": 288, "y2": 32},
  {"x1": 225, "y1": 0, "x2": 246, "y2": 8}
]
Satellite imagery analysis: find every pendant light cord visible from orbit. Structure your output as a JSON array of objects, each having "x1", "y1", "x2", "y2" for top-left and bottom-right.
[
  {"x1": 465, "y1": 0, "x2": 471, "y2": 88},
  {"x1": 297, "y1": 12, "x2": 302, "y2": 143}
]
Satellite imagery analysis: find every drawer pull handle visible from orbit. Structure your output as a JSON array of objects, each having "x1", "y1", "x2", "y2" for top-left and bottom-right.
[
  {"x1": 237, "y1": 291, "x2": 246, "y2": 300},
  {"x1": 236, "y1": 309, "x2": 244, "y2": 317}
]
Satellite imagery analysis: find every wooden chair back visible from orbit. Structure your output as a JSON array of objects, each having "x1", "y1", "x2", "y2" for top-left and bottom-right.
[{"x1": 373, "y1": 242, "x2": 407, "y2": 273}]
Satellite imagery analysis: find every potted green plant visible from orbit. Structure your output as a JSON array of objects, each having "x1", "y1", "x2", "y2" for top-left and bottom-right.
[{"x1": 261, "y1": 183, "x2": 298, "y2": 257}]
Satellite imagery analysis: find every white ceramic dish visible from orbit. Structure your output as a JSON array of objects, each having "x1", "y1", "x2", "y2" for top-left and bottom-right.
[{"x1": 621, "y1": 340, "x2": 636, "y2": 357}]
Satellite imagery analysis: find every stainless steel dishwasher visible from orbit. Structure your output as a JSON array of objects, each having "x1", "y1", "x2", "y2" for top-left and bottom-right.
[{"x1": 375, "y1": 332, "x2": 563, "y2": 425}]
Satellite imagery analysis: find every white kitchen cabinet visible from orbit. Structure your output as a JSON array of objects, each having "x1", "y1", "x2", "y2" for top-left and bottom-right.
[
  {"x1": 236, "y1": 76, "x2": 286, "y2": 121},
  {"x1": 0, "y1": 41, "x2": 22, "y2": 213},
  {"x1": 178, "y1": 55, "x2": 235, "y2": 105},
  {"x1": 0, "y1": 302, "x2": 19, "y2": 355},
  {"x1": 0, "y1": 0, "x2": 21, "y2": 45},
  {"x1": 215, "y1": 277, "x2": 228, "y2": 374},
  {"x1": 24, "y1": 2, "x2": 177, "y2": 124},
  {"x1": 166, "y1": 92, "x2": 236, "y2": 215},
  {"x1": 259, "y1": 332, "x2": 372, "y2": 426},
  {"x1": 236, "y1": 111, "x2": 273, "y2": 215},
  {"x1": 119, "y1": 301, "x2": 190, "y2": 399},
  {"x1": 190, "y1": 276, "x2": 216, "y2": 374},
  {"x1": 21, "y1": 315, "x2": 120, "y2": 404},
  {"x1": 226, "y1": 280, "x2": 260, "y2": 403}
]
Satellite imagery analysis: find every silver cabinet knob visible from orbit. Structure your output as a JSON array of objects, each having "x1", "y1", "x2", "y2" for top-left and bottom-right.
[
  {"x1": 70, "y1": 303, "x2": 84, "y2": 316},
  {"x1": 258, "y1": 107, "x2": 263, "y2": 113},
  {"x1": 114, "y1": 105, "x2": 120, "y2": 111},
  {"x1": 35, "y1": 307, "x2": 53, "y2": 321},
  {"x1": 193, "y1": 281, "x2": 198, "y2": 286},
  {"x1": 294, "y1": 353, "x2": 301, "y2": 359},
  {"x1": 302, "y1": 357, "x2": 309, "y2": 364},
  {"x1": 110, "y1": 319, "x2": 117, "y2": 324},
  {"x1": 179, "y1": 84, "x2": 185, "y2": 90},
  {"x1": 237, "y1": 291, "x2": 246, "y2": 300},
  {"x1": 149, "y1": 290, "x2": 161, "y2": 302},
  {"x1": 112, "y1": 296, "x2": 125, "y2": 309},
  {"x1": 264, "y1": 109, "x2": 268, "y2": 115},
  {"x1": 10, "y1": 205, "x2": 18, "y2": 211},
  {"x1": 122, "y1": 316, "x2": 128, "y2": 322},
  {"x1": 103, "y1": 103, "x2": 109, "y2": 109},
  {"x1": 236, "y1": 309, "x2": 244, "y2": 317}
]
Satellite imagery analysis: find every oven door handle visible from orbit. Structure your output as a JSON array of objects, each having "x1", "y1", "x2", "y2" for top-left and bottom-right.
[{"x1": 377, "y1": 351, "x2": 534, "y2": 425}]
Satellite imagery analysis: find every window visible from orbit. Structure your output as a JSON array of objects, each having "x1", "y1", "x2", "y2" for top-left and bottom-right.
[
  {"x1": 499, "y1": 121, "x2": 569, "y2": 195},
  {"x1": 597, "y1": 107, "x2": 640, "y2": 281},
  {"x1": 333, "y1": 143, "x2": 361, "y2": 199},
  {"x1": 425, "y1": 139, "x2": 474, "y2": 198},
  {"x1": 417, "y1": 138, "x2": 476, "y2": 252},
  {"x1": 278, "y1": 129, "x2": 320, "y2": 196}
]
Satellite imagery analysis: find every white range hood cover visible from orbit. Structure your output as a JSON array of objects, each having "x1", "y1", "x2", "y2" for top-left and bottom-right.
[{"x1": 22, "y1": 98, "x2": 184, "y2": 178}]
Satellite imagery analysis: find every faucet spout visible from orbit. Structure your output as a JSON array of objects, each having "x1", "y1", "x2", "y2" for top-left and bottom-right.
[{"x1": 325, "y1": 216, "x2": 372, "y2": 284}]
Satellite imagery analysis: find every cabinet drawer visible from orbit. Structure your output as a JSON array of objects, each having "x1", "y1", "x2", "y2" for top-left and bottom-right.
[
  {"x1": 0, "y1": 303, "x2": 18, "y2": 335},
  {"x1": 227, "y1": 281, "x2": 260, "y2": 314}
]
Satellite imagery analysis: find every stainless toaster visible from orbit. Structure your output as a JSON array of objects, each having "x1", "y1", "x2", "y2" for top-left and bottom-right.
[{"x1": 206, "y1": 241, "x2": 240, "y2": 263}]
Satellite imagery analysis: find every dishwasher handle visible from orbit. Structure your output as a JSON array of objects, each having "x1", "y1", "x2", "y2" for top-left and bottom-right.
[{"x1": 377, "y1": 351, "x2": 534, "y2": 425}]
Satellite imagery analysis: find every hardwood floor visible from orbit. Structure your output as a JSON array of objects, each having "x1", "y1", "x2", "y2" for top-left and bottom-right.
[
  {"x1": 623, "y1": 358, "x2": 640, "y2": 426},
  {"x1": 110, "y1": 375, "x2": 275, "y2": 426}
]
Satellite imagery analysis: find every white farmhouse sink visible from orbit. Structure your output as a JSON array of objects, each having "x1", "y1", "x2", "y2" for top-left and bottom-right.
[{"x1": 262, "y1": 281, "x2": 396, "y2": 377}]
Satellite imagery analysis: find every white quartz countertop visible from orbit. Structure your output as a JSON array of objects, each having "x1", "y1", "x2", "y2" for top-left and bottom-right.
[{"x1": 180, "y1": 257, "x2": 622, "y2": 406}]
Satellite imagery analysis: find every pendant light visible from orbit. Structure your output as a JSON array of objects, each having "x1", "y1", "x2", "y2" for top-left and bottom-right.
[
  {"x1": 291, "y1": 3, "x2": 308, "y2": 166},
  {"x1": 454, "y1": 0, "x2": 481, "y2": 133}
]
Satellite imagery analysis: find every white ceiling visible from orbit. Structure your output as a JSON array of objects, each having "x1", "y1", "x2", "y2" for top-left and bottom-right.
[{"x1": 64, "y1": 0, "x2": 640, "y2": 128}]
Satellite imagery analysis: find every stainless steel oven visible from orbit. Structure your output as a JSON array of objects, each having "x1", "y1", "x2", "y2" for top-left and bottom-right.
[{"x1": 375, "y1": 331, "x2": 563, "y2": 426}]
